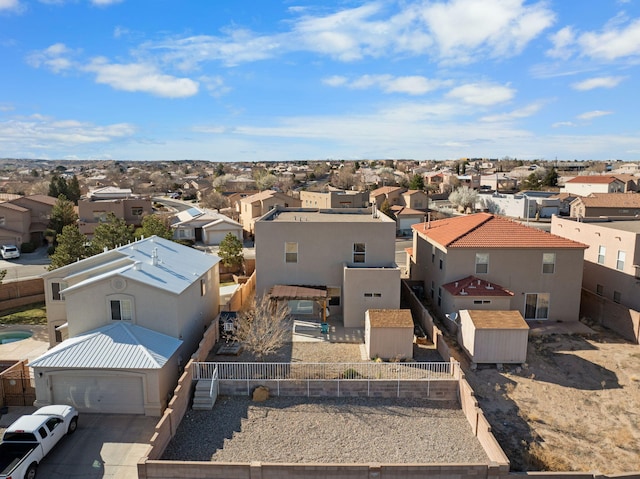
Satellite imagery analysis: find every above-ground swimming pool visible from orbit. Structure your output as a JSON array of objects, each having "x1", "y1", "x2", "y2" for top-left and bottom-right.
[{"x1": 0, "y1": 330, "x2": 33, "y2": 344}]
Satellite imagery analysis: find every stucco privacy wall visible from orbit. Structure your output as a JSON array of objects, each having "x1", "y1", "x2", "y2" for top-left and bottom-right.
[
  {"x1": 0, "y1": 278, "x2": 44, "y2": 312},
  {"x1": 580, "y1": 288, "x2": 640, "y2": 344}
]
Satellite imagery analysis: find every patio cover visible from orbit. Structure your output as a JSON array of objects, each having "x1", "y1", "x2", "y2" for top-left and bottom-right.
[{"x1": 268, "y1": 285, "x2": 328, "y2": 321}]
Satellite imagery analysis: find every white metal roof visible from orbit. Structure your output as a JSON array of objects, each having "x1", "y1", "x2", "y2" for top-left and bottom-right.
[
  {"x1": 51, "y1": 235, "x2": 220, "y2": 296},
  {"x1": 28, "y1": 322, "x2": 182, "y2": 369}
]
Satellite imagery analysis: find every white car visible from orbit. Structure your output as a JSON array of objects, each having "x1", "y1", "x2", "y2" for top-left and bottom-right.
[{"x1": 0, "y1": 245, "x2": 19, "y2": 260}]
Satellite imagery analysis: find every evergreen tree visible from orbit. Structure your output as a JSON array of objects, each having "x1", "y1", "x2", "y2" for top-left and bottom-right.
[
  {"x1": 48, "y1": 175, "x2": 68, "y2": 199},
  {"x1": 48, "y1": 195, "x2": 78, "y2": 235},
  {"x1": 542, "y1": 167, "x2": 559, "y2": 187},
  {"x1": 218, "y1": 233, "x2": 244, "y2": 268},
  {"x1": 409, "y1": 174, "x2": 425, "y2": 191},
  {"x1": 522, "y1": 173, "x2": 542, "y2": 190},
  {"x1": 48, "y1": 225, "x2": 95, "y2": 270},
  {"x1": 92, "y1": 213, "x2": 135, "y2": 251},
  {"x1": 135, "y1": 214, "x2": 173, "y2": 240},
  {"x1": 379, "y1": 199, "x2": 394, "y2": 219},
  {"x1": 66, "y1": 175, "x2": 81, "y2": 204}
]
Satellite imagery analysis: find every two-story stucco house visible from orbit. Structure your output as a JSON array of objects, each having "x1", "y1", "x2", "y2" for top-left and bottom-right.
[
  {"x1": 78, "y1": 187, "x2": 153, "y2": 237},
  {"x1": 562, "y1": 176, "x2": 625, "y2": 196},
  {"x1": 255, "y1": 207, "x2": 400, "y2": 328},
  {"x1": 551, "y1": 215, "x2": 640, "y2": 343},
  {"x1": 408, "y1": 213, "x2": 587, "y2": 322},
  {"x1": 239, "y1": 190, "x2": 302, "y2": 237},
  {"x1": 30, "y1": 236, "x2": 220, "y2": 416}
]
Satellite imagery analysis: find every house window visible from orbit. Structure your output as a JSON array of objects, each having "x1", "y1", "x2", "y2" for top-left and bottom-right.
[
  {"x1": 613, "y1": 291, "x2": 622, "y2": 304},
  {"x1": 475, "y1": 253, "x2": 489, "y2": 274},
  {"x1": 596, "y1": 284, "x2": 604, "y2": 296},
  {"x1": 430, "y1": 281, "x2": 435, "y2": 299},
  {"x1": 51, "y1": 282, "x2": 67, "y2": 301},
  {"x1": 439, "y1": 259, "x2": 443, "y2": 270},
  {"x1": 200, "y1": 279, "x2": 206, "y2": 296},
  {"x1": 353, "y1": 243, "x2": 366, "y2": 263},
  {"x1": 542, "y1": 253, "x2": 556, "y2": 274},
  {"x1": 288, "y1": 300, "x2": 313, "y2": 315},
  {"x1": 473, "y1": 300, "x2": 491, "y2": 304},
  {"x1": 93, "y1": 211, "x2": 108, "y2": 222},
  {"x1": 131, "y1": 207, "x2": 144, "y2": 216},
  {"x1": 110, "y1": 299, "x2": 133, "y2": 321},
  {"x1": 437, "y1": 287, "x2": 442, "y2": 306},
  {"x1": 364, "y1": 292, "x2": 382, "y2": 298},
  {"x1": 524, "y1": 293, "x2": 550, "y2": 320},
  {"x1": 597, "y1": 246, "x2": 606, "y2": 265},
  {"x1": 0, "y1": 216, "x2": 4, "y2": 226},
  {"x1": 431, "y1": 245, "x2": 435, "y2": 263},
  {"x1": 285, "y1": 242, "x2": 298, "y2": 263},
  {"x1": 616, "y1": 250, "x2": 626, "y2": 271}
]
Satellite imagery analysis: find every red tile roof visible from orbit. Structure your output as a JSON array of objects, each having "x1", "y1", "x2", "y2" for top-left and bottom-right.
[
  {"x1": 412, "y1": 213, "x2": 587, "y2": 249},
  {"x1": 442, "y1": 275, "x2": 513, "y2": 297},
  {"x1": 566, "y1": 176, "x2": 621, "y2": 184},
  {"x1": 369, "y1": 186, "x2": 405, "y2": 197},
  {"x1": 578, "y1": 193, "x2": 640, "y2": 208}
]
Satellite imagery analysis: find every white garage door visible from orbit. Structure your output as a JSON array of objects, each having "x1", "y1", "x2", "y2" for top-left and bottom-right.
[{"x1": 52, "y1": 374, "x2": 144, "y2": 414}]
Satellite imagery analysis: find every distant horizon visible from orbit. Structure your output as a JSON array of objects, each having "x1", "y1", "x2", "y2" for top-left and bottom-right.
[{"x1": 2, "y1": 1, "x2": 640, "y2": 162}]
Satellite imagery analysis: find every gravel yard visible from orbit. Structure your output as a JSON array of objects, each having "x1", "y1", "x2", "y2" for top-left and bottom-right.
[{"x1": 162, "y1": 396, "x2": 489, "y2": 464}]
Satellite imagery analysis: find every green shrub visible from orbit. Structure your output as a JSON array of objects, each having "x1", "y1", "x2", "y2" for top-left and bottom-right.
[
  {"x1": 20, "y1": 242, "x2": 36, "y2": 253},
  {"x1": 47, "y1": 245, "x2": 56, "y2": 256}
]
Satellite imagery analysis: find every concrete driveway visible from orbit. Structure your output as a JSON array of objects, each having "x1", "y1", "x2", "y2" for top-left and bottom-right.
[{"x1": 0, "y1": 408, "x2": 157, "y2": 479}]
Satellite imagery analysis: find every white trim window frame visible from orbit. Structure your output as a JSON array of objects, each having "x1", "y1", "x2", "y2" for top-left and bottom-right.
[
  {"x1": 285, "y1": 242, "x2": 298, "y2": 263},
  {"x1": 107, "y1": 295, "x2": 134, "y2": 321},
  {"x1": 542, "y1": 252, "x2": 556, "y2": 274},
  {"x1": 353, "y1": 243, "x2": 366, "y2": 263},
  {"x1": 475, "y1": 253, "x2": 489, "y2": 274}
]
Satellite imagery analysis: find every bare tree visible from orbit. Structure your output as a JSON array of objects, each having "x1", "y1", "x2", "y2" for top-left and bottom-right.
[
  {"x1": 448, "y1": 186, "x2": 479, "y2": 213},
  {"x1": 235, "y1": 295, "x2": 292, "y2": 360}
]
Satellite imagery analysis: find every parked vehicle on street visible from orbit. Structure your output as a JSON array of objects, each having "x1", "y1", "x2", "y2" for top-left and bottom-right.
[
  {"x1": 0, "y1": 245, "x2": 20, "y2": 260},
  {"x1": 0, "y1": 405, "x2": 78, "y2": 479}
]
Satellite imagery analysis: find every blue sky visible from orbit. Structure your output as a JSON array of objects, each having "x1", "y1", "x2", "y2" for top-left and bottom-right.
[{"x1": 1, "y1": 0, "x2": 640, "y2": 163}]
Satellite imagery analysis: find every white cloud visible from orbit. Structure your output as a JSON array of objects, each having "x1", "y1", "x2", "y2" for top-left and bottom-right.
[
  {"x1": 142, "y1": 0, "x2": 553, "y2": 70},
  {"x1": 577, "y1": 110, "x2": 613, "y2": 120},
  {"x1": 27, "y1": 43, "x2": 75, "y2": 73},
  {"x1": 446, "y1": 83, "x2": 515, "y2": 106},
  {"x1": 0, "y1": 0, "x2": 22, "y2": 11},
  {"x1": 83, "y1": 58, "x2": 199, "y2": 98},
  {"x1": 322, "y1": 75, "x2": 347, "y2": 87},
  {"x1": 421, "y1": 0, "x2": 555, "y2": 63},
  {"x1": 571, "y1": 76, "x2": 626, "y2": 91},
  {"x1": 199, "y1": 75, "x2": 230, "y2": 97},
  {"x1": 480, "y1": 102, "x2": 545, "y2": 122},
  {"x1": 546, "y1": 26, "x2": 576, "y2": 60},
  {"x1": 91, "y1": 0, "x2": 123, "y2": 5},
  {"x1": 323, "y1": 74, "x2": 448, "y2": 95},
  {"x1": 552, "y1": 121, "x2": 576, "y2": 128},
  {"x1": 578, "y1": 18, "x2": 640, "y2": 61},
  {"x1": 0, "y1": 104, "x2": 14, "y2": 112},
  {"x1": 0, "y1": 115, "x2": 135, "y2": 148}
]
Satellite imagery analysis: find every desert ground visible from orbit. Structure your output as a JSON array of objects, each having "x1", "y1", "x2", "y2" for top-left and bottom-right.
[{"x1": 459, "y1": 325, "x2": 640, "y2": 473}]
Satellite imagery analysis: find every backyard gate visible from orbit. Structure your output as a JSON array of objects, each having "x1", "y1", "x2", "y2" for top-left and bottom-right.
[{"x1": 0, "y1": 360, "x2": 36, "y2": 407}]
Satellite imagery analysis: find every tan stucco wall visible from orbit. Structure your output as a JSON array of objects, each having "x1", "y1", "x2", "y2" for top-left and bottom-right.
[
  {"x1": 414, "y1": 234, "x2": 584, "y2": 322},
  {"x1": 343, "y1": 267, "x2": 401, "y2": 328},
  {"x1": 552, "y1": 216, "x2": 640, "y2": 310}
]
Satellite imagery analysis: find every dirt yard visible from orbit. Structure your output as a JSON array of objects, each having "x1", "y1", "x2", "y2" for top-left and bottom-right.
[{"x1": 461, "y1": 325, "x2": 640, "y2": 473}]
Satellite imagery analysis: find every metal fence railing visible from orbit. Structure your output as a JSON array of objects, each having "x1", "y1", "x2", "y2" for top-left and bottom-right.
[{"x1": 192, "y1": 361, "x2": 457, "y2": 382}]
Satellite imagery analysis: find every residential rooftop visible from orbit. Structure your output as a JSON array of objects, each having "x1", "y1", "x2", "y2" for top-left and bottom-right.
[
  {"x1": 261, "y1": 207, "x2": 393, "y2": 223},
  {"x1": 555, "y1": 216, "x2": 640, "y2": 233}
]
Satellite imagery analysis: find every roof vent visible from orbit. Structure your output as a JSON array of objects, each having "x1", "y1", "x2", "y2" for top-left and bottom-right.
[
  {"x1": 151, "y1": 248, "x2": 158, "y2": 266},
  {"x1": 134, "y1": 261, "x2": 142, "y2": 271}
]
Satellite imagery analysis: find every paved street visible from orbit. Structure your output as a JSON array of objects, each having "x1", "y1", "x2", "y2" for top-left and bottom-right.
[{"x1": 0, "y1": 246, "x2": 50, "y2": 281}]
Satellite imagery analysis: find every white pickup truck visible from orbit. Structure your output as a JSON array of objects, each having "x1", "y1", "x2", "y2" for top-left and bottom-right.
[{"x1": 0, "y1": 405, "x2": 78, "y2": 479}]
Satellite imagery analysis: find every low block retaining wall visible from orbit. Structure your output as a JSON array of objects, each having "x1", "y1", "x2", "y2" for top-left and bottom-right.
[{"x1": 217, "y1": 378, "x2": 458, "y2": 400}]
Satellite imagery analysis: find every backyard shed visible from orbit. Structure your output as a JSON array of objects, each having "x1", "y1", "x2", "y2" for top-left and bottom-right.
[
  {"x1": 459, "y1": 309, "x2": 529, "y2": 365},
  {"x1": 365, "y1": 309, "x2": 414, "y2": 360}
]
